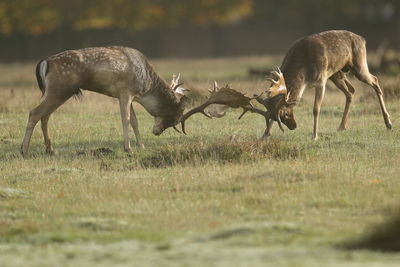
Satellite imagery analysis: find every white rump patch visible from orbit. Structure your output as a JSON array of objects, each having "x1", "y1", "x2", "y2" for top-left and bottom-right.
[{"x1": 39, "y1": 60, "x2": 48, "y2": 90}]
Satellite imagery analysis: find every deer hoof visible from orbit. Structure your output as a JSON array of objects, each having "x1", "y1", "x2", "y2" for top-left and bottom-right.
[
  {"x1": 20, "y1": 150, "x2": 27, "y2": 158},
  {"x1": 46, "y1": 148, "x2": 55, "y2": 155},
  {"x1": 260, "y1": 134, "x2": 271, "y2": 140},
  {"x1": 46, "y1": 150, "x2": 56, "y2": 156}
]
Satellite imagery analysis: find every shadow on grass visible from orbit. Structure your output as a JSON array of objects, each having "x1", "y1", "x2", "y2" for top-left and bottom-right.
[
  {"x1": 69, "y1": 136, "x2": 302, "y2": 169},
  {"x1": 341, "y1": 214, "x2": 400, "y2": 252}
]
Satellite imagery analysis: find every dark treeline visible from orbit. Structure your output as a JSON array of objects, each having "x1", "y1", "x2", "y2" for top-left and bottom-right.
[{"x1": 0, "y1": 0, "x2": 399, "y2": 61}]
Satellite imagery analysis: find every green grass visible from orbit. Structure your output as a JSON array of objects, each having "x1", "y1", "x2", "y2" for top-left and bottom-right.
[{"x1": 0, "y1": 57, "x2": 400, "y2": 266}]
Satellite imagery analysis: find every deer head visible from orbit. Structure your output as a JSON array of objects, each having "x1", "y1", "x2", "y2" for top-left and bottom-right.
[
  {"x1": 179, "y1": 82, "x2": 267, "y2": 134},
  {"x1": 259, "y1": 69, "x2": 297, "y2": 131},
  {"x1": 152, "y1": 74, "x2": 190, "y2": 135}
]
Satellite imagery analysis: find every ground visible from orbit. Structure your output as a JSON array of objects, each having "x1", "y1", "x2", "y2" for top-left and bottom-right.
[{"x1": 0, "y1": 56, "x2": 399, "y2": 266}]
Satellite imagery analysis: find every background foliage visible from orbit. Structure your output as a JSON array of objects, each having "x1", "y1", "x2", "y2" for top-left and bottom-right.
[{"x1": 0, "y1": 0, "x2": 399, "y2": 61}]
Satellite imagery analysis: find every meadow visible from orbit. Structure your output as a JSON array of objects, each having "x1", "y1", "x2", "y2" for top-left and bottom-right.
[{"x1": 0, "y1": 56, "x2": 400, "y2": 266}]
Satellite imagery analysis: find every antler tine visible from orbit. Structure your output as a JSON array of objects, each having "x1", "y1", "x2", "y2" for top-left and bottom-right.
[
  {"x1": 270, "y1": 71, "x2": 282, "y2": 80},
  {"x1": 180, "y1": 103, "x2": 213, "y2": 134},
  {"x1": 171, "y1": 73, "x2": 181, "y2": 89},
  {"x1": 173, "y1": 82, "x2": 184, "y2": 91},
  {"x1": 209, "y1": 81, "x2": 220, "y2": 94},
  {"x1": 276, "y1": 113, "x2": 285, "y2": 132},
  {"x1": 238, "y1": 104, "x2": 269, "y2": 120},
  {"x1": 173, "y1": 125, "x2": 182, "y2": 134},
  {"x1": 266, "y1": 77, "x2": 278, "y2": 84},
  {"x1": 214, "y1": 81, "x2": 219, "y2": 92}
]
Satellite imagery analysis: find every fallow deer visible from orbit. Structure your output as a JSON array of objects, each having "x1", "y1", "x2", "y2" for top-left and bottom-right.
[
  {"x1": 258, "y1": 30, "x2": 392, "y2": 140},
  {"x1": 21, "y1": 46, "x2": 190, "y2": 156}
]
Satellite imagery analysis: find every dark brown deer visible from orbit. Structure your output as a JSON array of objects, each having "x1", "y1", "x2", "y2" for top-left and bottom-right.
[
  {"x1": 259, "y1": 30, "x2": 392, "y2": 140},
  {"x1": 21, "y1": 46, "x2": 190, "y2": 156}
]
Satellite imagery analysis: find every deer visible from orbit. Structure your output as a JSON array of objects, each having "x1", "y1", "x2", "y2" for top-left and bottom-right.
[
  {"x1": 257, "y1": 30, "x2": 392, "y2": 140},
  {"x1": 21, "y1": 46, "x2": 191, "y2": 156}
]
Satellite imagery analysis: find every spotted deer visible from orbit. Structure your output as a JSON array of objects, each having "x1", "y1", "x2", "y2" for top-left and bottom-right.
[
  {"x1": 259, "y1": 30, "x2": 392, "y2": 140},
  {"x1": 21, "y1": 46, "x2": 190, "y2": 156}
]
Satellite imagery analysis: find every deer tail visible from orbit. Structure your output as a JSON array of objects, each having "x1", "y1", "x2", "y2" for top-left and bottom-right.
[{"x1": 35, "y1": 59, "x2": 49, "y2": 96}]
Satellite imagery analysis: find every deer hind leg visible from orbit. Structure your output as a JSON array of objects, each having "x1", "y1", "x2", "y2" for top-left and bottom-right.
[
  {"x1": 118, "y1": 94, "x2": 133, "y2": 153},
  {"x1": 41, "y1": 114, "x2": 54, "y2": 154},
  {"x1": 330, "y1": 71, "x2": 355, "y2": 131},
  {"x1": 21, "y1": 92, "x2": 71, "y2": 156},
  {"x1": 130, "y1": 104, "x2": 144, "y2": 149},
  {"x1": 312, "y1": 80, "x2": 327, "y2": 140},
  {"x1": 352, "y1": 54, "x2": 392, "y2": 129}
]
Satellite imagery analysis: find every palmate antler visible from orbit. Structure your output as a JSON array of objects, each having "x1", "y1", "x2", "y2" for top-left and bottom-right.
[{"x1": 179, "y1": 82, "x2": 270, "y2": 134}]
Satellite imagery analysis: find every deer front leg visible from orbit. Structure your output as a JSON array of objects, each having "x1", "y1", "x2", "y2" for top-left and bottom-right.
[
  {"x1": 312, "y1": 82, "x2": 326, "y2": 140},
  {"x1": 261, "y1": 119, "x2": 274, "y2": 140},
  {"x1": 119, "y1": 95, "x2": 133, "y2": 153},
  {"x1": 130, "y1": 104, "x2": 144, "y2": 149}
]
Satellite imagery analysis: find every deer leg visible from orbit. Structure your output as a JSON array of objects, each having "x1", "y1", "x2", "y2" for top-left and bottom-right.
[
  {"x1": 312, "y1": 82, "x2": 326, "y2": 140},
  {"x1": 21, "y1": 93, "x2": 70, "y2": 156},
  {"x1": 369, "y1": 76, "x2": 392, "y2": 129},
  {"x1": 130, "y1": 104, "x2": 144, "y2": 149},
  {"x1": 261, "y1": 119, "x2": 274, "y2": 139},
  {"x1": 21, "y1": 111, "x2": 40, "y2": 156},
  {"x1": 330, "y1": 72, "x2": 355, "y2": 131},
  {"x1": 352, "y1": 57, "x2": 392, "y2": 129},
  {"x1": 119, "y1": 95, "x2": 133, "y2": 153},
  {"x1": 356, "y1": 74, "x2": 392, "y2": 129},
  {"x1": 41, "y1": 114, "x2": 54, "y2": 154}
]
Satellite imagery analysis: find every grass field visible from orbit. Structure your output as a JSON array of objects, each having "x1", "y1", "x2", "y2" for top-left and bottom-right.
[{"x1": 1, "y1": 56, "x2": 400, "y2": 266}]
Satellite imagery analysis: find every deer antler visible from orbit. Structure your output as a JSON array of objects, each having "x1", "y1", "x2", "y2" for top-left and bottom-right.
[
  {"x1": 267, "y1": 68, "x2": 287, "y2": 98},
  {"x1": 179, "y1": 82, "x2": 268, "y2": 134},
  {"x1": 250, "y1": 68, "x2": 287, "y2": 132}
]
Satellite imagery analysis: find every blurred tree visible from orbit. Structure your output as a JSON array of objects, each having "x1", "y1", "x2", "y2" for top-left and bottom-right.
[
  {"x1": 0, "y1": 0, "x2": 399, "y2": 60},
  {"x1": 0, "y1": 0, "x2": 59, "y2": 34},
  {"x1": 0, "y1": 0, "x2": 253, "y2": 35}
]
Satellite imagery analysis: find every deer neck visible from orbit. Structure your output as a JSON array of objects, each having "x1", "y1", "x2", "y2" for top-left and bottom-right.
[
  {"x1": 284, "y1": 74, "x2": 306, "y2": 106},
  {"x1": 137, "y1": 78, "x2": 180, "y2": 117}
]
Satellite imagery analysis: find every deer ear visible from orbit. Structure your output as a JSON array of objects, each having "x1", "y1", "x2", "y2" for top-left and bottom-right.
[{"x1": 175, "y1": 85, "x2": 190, "y2": 96}]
